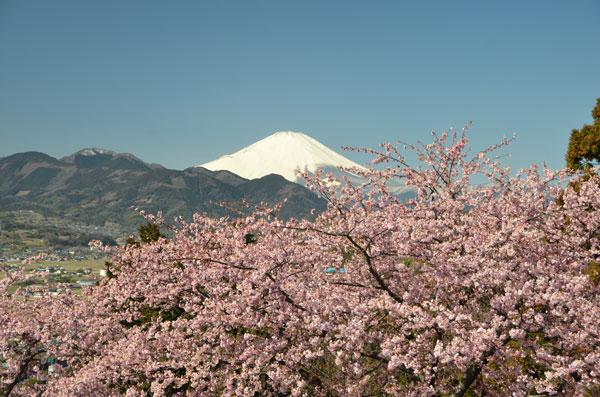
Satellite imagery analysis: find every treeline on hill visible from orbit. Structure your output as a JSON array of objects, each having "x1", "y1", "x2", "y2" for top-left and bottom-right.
[{"x1": 0, "y1": 211, "x2": 118, "y2": 254}]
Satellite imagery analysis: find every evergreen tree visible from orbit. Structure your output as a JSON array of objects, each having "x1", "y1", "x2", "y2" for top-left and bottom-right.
[
  {"x1": 566, "y1": 98, "x2": 600, "y2": 170},
  {"x1": 138, "y1": 222, "x2": 164, "y2": 243}
]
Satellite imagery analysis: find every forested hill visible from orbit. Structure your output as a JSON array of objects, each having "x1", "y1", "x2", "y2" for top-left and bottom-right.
[{"x1": 0, "y1": 148, "x2": 326, "y2": 235}]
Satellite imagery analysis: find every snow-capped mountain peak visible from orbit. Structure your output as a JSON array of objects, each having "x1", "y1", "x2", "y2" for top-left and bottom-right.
[
  {"x1": 72, "y1": 148, "x2": 118, "y2": 157},
  {"x1": 198, "y1": 131, "x2": 366, "y2": 183}
]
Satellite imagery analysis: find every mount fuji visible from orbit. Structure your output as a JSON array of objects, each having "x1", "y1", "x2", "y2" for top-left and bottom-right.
[{"x1": 199, "y1": 131, "x2": 366, "y2": 184}]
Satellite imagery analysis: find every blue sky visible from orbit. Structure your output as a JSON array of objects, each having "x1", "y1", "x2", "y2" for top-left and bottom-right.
[{"x1": 1, "y1": 0, "x2": 599, "y2": 171}]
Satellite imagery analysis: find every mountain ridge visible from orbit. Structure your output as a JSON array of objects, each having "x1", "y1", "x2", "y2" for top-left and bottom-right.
[{"x1": 0, "y1": 149, "x2": 327, "y2": 256}]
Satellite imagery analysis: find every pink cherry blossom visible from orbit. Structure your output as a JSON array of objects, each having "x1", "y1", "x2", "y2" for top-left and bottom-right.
[{"x1": 2, "y1": 126, "x2": 599, "y2": 396}]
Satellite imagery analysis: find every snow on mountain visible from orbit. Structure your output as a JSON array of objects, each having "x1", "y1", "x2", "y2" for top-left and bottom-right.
[
  {"x1": 76, "y1": 148, "x2": 117, "y2": 156},
  {"x1": 199, "y1": 131, "x2": 367, "y2": 183},
  {"x1": 60, "y1": 148, "x2": 152, "y2": 170}
]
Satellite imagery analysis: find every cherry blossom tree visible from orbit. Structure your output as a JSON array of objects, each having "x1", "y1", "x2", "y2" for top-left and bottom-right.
[{"x1": 2, "y1": 127, "x2": 600, "y2": 396}]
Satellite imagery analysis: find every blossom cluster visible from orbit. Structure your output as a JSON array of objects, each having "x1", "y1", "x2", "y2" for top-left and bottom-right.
[{"x1": 1, "y1": 128, "x2": 599, "y2": 396}]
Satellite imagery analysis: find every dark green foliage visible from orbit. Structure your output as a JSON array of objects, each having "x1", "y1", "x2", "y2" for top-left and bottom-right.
[
  {"x1": 173, "y1": 261, "x2": 184, "y2": 270},
  {"x1": 244, "y1": 233, "x2": 257, "y2": 244},
  {"x1": 563, "y1": 101, "x2": 600, "y2": 286},
  {"x1": 125, "y1": 236, "x2": 139, "y2": 247},
  {"x1": 125, "y1": 221, "x2": 164, "y2": 247},
  {"x1": 104, "y1": 261, "x2": 117, "y2": 279},
  {"x1": 119, "y1": 305, "x2": 186, "y2": 328},
  {"x1": 164, "y1": 372, "x2": 190, "y2": 396},
  {"x1": 138, "y1": 222, "x2": 164, "y2": 243},
  {"x1": 585, "y1": 261, "x2": 600, "y2": 285},
  {"x1": 566, "y1": 98, "x2": 600, "y2": 170}
]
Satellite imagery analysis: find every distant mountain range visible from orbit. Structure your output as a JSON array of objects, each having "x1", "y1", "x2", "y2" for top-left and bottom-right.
[
  {"x1": 0, "y1": 147, "x2": 326, "y2": 237},
  {"x1": 0, "y1": 131, "x2": 406, "y2": 256}
]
